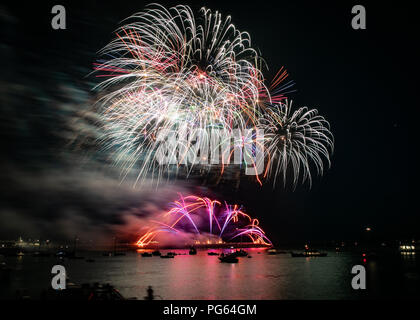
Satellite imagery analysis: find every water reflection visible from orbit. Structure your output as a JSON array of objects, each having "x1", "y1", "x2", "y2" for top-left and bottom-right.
[{"x1": 1, "y1": 249, "x2": 419, "y2": 299}]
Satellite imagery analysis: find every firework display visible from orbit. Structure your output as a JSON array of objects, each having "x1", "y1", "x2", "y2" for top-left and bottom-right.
[
  {"x1": 136, "y1": 195, "x2": 271, "y2": 247},
  {"x1": 94, "y1": 3, "x2": 333, "y2": 187},
  {"x1": 262, "y1": 101, "x2": 334, "y2": 187}
]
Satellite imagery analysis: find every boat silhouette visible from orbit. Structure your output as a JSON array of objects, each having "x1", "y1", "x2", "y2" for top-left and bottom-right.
[
  {"x1": 291, "y1": 250, "x2": 327, "y2": 257},
  {"x1": 141, "y1": 252, "x2": 153, "y2": 257},
  {"x1": 218, "y1": 253, "x2": 239, "y2": 263}
]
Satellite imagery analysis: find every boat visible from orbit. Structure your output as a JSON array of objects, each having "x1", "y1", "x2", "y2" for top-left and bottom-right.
[
  {"x1": 232, "y1": 249, "x2": 248, "y2": 257},
  {"x1": 189, "y1": 246, "x2": 197, "y2": 255},
  {"x1": 218, "y1": 253, "x2": 238, "y2": 263},
  {"x1": 152, "y1": 250, "x2": 161, "y2": 256},
  {"x1": 85, "y1": 258, "x2": 95, "y2": 263},
  {"x1": 207, "y1": 252, "x2": 219, "y2": 256},
  {"x1": 167, "y1": 252, "x2": 177, "y2": 256},
  {"x1": 267, "y1": 249, "x2": 277, "y2": 255},
  {"x1": 291, "y1": 251, "x2": 327, "y2": 257},
  {"x1": 141, "y1": 252, "x2": 153, "y2": 257},
  {"x1": 56, "y1": 251, "x2": 83, "y2": 259},
  {"x1": 160, "y1": 254, "x2": 174, "y2": 259}
]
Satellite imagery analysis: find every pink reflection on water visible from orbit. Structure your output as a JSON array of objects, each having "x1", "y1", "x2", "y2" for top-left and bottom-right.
[{"x1": 142, "y1": 248, "x2": 277, "y2": 299}]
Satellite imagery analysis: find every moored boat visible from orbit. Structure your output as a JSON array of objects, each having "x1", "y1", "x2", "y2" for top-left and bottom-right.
[
  {"x1": 267, "y1": 249, "x2": 277, "y2": 255},
  {"x1": 141, "y1": 252, "x2": 153, "y2": 257},
  {"x1": 218, "y1": 253, "x2": 239, "y2": 263},
  {"x1": 291, "y1": 251, "x2": 327, "y2": 257},
  {"x1": 232, "y1": 249, "x2": 248, "y2": 257}
]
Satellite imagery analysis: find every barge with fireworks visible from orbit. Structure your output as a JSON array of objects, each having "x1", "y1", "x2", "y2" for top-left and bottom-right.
[{"x1": 136, "y1": 242, "x2": 272, "y2": 250}]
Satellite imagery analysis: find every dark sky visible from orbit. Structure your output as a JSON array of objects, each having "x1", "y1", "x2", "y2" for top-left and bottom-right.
[{"x1": 0, "y1": 0, "x2": 418, "y2": 244}]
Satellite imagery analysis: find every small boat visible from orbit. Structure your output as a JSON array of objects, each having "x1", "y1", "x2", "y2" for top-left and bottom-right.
[
  {"x1": 102, "y1": 252, "x2": 112, "y2": 257},
  {"x1": 167, "y1": 252, "x2": 176, "y2": 256},
  {"x1": 233, "y1": 249, "x2": 248, "y2": 257},
  {"x1": 267, "y1": 249, "x2": 277, "y2": 255},
  {"x1": 152, "y1": 250, "x2": 161, "y2": 256},
  {"x1": 219, "y1": 253, "x2": 238, "y2": 263},
  {"x1": 160, "y1": 254, "x2": 174, "y2": 259},
  {"x1": 207, "y1": 252, "x2": 219, "y2": 256},
  {"x1": 85, "y1": 258, "x2": 95, "y2": 263},
  {"x1": 291, "y1": 251, "x2": 327, "y2": 257},
  {"x1": 189, "y1": 246, "x2": 197, "y2": 255},
  {"x1": 141, "y1": 252, "x2": 153, "y2": 257}
]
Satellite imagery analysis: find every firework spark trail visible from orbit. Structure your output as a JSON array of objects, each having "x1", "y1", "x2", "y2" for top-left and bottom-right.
[
  {"x1": 136, "y1": 195, "x2": 271, "y2": 247},
  {"x1": 93, "y1": 4, "x2": 334, "y2": 187},
  {"x1": 262, "y1": 101, "x2": 334, "y2": 188}
]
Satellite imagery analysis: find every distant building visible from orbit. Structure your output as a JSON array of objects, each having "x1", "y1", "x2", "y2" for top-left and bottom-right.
[{"x1": 399, "y1": 242, "x2": 416, "y2": 255}]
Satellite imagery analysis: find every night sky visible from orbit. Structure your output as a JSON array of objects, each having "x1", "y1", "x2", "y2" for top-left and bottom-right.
[{"x1": 0, "y1": 0, "x2": 418, "y2": 244}]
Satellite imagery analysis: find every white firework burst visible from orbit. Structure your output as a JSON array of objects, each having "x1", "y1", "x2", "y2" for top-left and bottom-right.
[
  {"x1": 90, "y1": 4, "x2": 334, "y2": 188},
  {"x1": 262, "y1": 101, "x2": 334, "y2": 188},
  {"x1": 92, "y1": 4, "x2": 269, "y2": 184}
]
